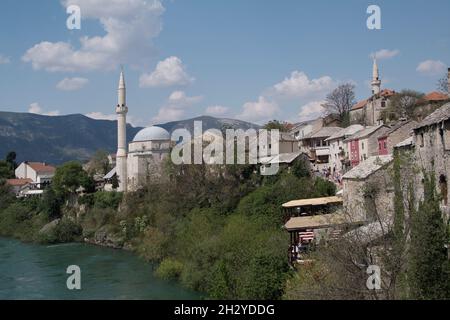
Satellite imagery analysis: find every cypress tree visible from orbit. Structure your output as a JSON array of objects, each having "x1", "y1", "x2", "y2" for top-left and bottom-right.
[{"x1": 408, "y1": 172, "x2": 450, "y2": 299}]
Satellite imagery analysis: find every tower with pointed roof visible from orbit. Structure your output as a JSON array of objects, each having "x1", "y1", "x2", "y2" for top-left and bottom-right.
[
  {"x1": 371, "y1": 57, "x2": 381, "y2": 95},
  {"x1": 116, "y1": 68, "x2": 128, "y2": 192}
]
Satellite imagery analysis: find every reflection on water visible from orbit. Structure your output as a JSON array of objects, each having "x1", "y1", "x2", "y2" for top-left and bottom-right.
[{"x1": 0, "y1": 238, "x2": 200, "y2": 300}]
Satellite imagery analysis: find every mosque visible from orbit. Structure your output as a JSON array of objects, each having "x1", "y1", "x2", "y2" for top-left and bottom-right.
[{"x1": 108, "y1": 70, "x2": 172, "y2": 192}]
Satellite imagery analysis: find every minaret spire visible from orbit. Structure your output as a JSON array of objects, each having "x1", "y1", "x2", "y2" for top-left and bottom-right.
[
  {"x1": 371, "y1": 55, "x2": 381, "y2": 95},
  {"x1": 116, "y1": 67, "x2": 128, "y2": 192}
]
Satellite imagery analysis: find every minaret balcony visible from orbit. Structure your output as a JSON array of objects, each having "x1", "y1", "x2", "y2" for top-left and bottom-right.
[{"x1": 116, "y1": 105, "x2": 128, "y2": 114}]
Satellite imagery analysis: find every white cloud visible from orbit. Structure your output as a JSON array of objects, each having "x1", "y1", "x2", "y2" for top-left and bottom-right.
[
  {"x1": 22, "y1": 0, "x2": 164, "y2": 72},
  {"x1": 234, "y1": 70, "x2": 335, "y2": 123},
  {"x1": 237, "y1": 96, "x2": 279, "y2": 123},
  {"x1": 85, "y1": 112, "x2": 116, "y2": 121},
  {"x1": 205, "y1": 105, "x2": 229, "y2": 116},
  {"x1": 28, "y1": 102, "x2": 60, "y2": 116},
  {"x1": 139, "y1": 56, "x2": 194, "y2": 88},
  {"x1": 152, "y1": 91, "x2": 203, "y2": 123},
  {"x1": 86, "y1": 111, "x2": 141, "y2": 126},
  {"x1": 298, "y1": 100, "x2": 325, "y2": 121},
  {"x1": 0, "y1": 55, "x2": 10, "y2": 64},
  {"x1": 416, "y1": 60, "x2": 447, "y2": 76},
  {"x1": 370, "y1": 49, "x2": 400, "y2": 60},
  {"x1": 56, "y1": 77, "x2": 89, "y2": 91},
  {"x1": 272, "y1": 71, "x2": 335, "y2": 98}
]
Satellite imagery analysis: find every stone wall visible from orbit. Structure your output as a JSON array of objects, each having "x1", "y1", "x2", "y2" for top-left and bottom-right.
[
  {"x1": 413, "y1": 120, "x2": 450, "y2": 206},
  {"x1": 387, "y1": 121, "x2": 417, "y2": 153},
  {"x1": 343, "y1": 165, "x2": 394, "y2": 224}
]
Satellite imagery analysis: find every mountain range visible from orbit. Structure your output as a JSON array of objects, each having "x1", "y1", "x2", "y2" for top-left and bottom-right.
[{"x1": 0, "y1": 112, "x2": 259, "y2": 164}]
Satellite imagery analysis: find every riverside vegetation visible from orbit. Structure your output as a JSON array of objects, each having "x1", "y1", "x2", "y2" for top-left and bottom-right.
[{"x1": 0, "y1": 150, "x2": 335, "y2": 299}]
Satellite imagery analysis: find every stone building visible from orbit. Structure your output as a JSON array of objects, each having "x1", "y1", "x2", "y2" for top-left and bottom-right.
[
  {"x1": 126, "y1": 127, "x2": 171, "y2": 191},
  {"x1": 106, "y1": 70, "x2": 172, "y2": 192},
  {"x1": 412, "y1": 102, "x2": 450, "y2": 207},
  {"x1": 298, "y1": 126, "x2": 343, "y2": 171},
  {"x1": 344, "y1": 125, "x2": 389, "y2": 167},
  {"x1": 324, "y1": 124, "x2": 364, "y2": 174},
  {"x1": 342, "y1": 155, "x2": 394, "y2": 223},
  {"x1": 377, "y1": 119, "x2": 418, "y2": 155},
  {"x1": 290, "y1": 118, "x2": 324, "y2": 141},
  {"x1": 350, "y1": 59, "x2": 396, "y2": 126}
]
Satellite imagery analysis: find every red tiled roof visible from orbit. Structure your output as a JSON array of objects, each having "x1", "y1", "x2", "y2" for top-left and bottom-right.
[
  {"x1": 423, "y1": 91, "x2": 449, "y2": 102},
  {"x1": 380, "y1": 89, "x2": 396, "y2": 97},
  {"x1": 6, "y1": 178, "x2": 32, "y2": 186},
  {"x1": 26, "y1": 162, "x2": 56, "y2": 173},
  {"x1": 352, "y1": 99, "x2": 368, "y2": 110},
  {"x1": 352, "y1": 89, "x2": 396, "y2": 111}
]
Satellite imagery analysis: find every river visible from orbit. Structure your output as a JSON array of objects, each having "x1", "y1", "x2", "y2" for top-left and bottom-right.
[{"x1": 0, "y1": 237, "x2": 200, "y2": 299}]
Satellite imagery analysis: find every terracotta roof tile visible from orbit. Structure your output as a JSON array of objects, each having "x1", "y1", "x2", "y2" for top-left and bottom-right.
[
  {"x1": 6, "y1": 178, "x2": 33, "y2": 186},
  {"x1": 423, "y1": 91, "x2": 449, "y2": 102},
  {"x1": 352, "y1": 99, "x2": 368, "y2": 110},
  {"x1": 27, "y1": 162, "x2": 56, "y2": 173}
]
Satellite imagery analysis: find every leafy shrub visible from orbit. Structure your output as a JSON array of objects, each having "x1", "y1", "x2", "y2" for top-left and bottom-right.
[
  {"x1": 155, "y1": 258, "x2": 184, "y2": 280},
  {"x1": 93, "y1": 191, "x2": 122, "y2": 209},
  {"x1": 38, "y1": 218, "x2": 82, "y2": 244}
]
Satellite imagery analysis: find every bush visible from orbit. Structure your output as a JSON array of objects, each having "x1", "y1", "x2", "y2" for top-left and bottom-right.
[
  {"x1": 93, "y1": 191, "x2": 122, "y2": 209},
  {"x1": 0, "y1": 203, "x2": 33, "y2": 236},
  {"x1": 39, "y1": 188, "x2": 62, "y2": 219},
  {"x1": 155, "y1": 258, "x2": 184, "y2": 280},
  {"x1": 38, "y1": 218, "x2": 82, "y2": 244}
]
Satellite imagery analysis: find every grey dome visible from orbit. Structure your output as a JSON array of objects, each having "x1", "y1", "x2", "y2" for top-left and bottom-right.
[{"x1": 133, "y1": 126, "x2": 170, "y2": 142}]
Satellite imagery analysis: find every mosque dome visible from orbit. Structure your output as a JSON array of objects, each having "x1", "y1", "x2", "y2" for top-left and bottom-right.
[{"x1": 132, "y1": 126, "x2": 170, "y2": 142}]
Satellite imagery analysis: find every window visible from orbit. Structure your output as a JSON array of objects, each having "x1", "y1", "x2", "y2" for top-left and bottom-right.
[
  {"x1": 384, "y1": 141, "x2": 387, "y2": 149},
  {"x1": 420, "y1": 133, "x2": 424, "y2": 147},
  {"x1": 381, "y1": 101, "x2": 386, "y2": 108},
  {"x1": 440, "y1": 175, "x2": 448, "y2": 206},
  {"x1": 361, "y1": 142, "x2": 365, "y2": 150}
]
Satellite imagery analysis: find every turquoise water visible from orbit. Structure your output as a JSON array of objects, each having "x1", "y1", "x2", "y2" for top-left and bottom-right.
[{"x1": 0, "y1": 237, "x2": 200, "y2": 300}]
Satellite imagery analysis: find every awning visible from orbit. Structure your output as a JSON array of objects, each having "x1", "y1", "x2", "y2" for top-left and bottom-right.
[
  {"x1": 282, "y1": 196, "x2": 343, "y2": 209},
  {"x1": 103, "y1": 166, "x2": 116, "y2": 180},
  {"x1": 315, "y1": 148, "x2": 330, "y2": 156},
  {"x1": 284, "y1": 212, "x2": 348, "y2": 231}
]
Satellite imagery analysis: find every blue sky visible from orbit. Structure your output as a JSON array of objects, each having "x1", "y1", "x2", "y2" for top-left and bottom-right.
[{"x1": 0, "y1": 0, "x2": 449, "y2": 126}]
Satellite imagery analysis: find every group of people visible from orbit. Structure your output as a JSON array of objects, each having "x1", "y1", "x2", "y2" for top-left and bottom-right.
[{"x1": 313, "y1": 165, "x2": 343, "y2": 186}]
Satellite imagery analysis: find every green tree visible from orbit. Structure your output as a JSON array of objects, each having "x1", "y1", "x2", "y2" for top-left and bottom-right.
[
  {"x1": 0, "y1": 161, "x2": 13, "y2": 179},
  {"x1": 52, "y1": 161, "x2": 94, "y2": 197},
  {"x1": 263, "y1": 120, "x2": 292, "y2": 132},
  {"x1": 291, "y1": 158, "x2": 311, "y2": 178},
  {"x1": 39, "y1": 188, "x2": 62, "y2": 219},
  {"x1": 408, "y1": 173, "x2": 450, "y2": 299},
  {"x1": 88, "y1": 150, "x2": 111, "y2": 175},
  {"x1": 5, "y1": 151, "x2": 17, "y2": 170}
]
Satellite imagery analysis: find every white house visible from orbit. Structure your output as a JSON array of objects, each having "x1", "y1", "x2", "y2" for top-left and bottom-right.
[
  {"x1": 325, "y1": 124, "x2": 364, "y2": 174},
  {"x1": 15, "y1": 161, "x2": 56, "y2": 189}
]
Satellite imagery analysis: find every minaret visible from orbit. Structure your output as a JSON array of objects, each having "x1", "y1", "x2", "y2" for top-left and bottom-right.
[
  {"x1": 371, "y1": 57, "x2": 381, "y2": 95},
  {"x1": 116, "y1": 68, "x2": 128, "y2": 192}
]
